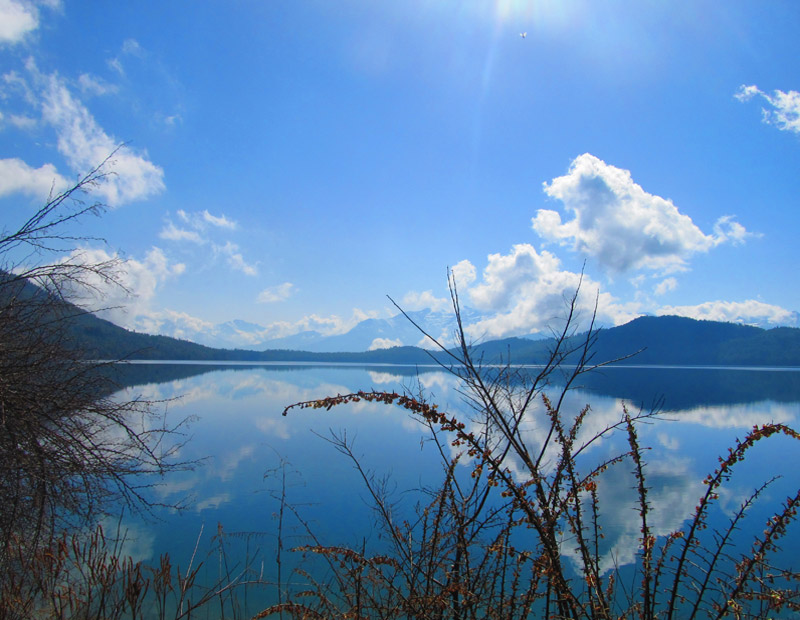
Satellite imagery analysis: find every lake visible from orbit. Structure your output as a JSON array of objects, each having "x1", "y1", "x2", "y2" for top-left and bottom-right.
[{"x1": 109, "y1": 362, "x2": 800, "y2": 615}]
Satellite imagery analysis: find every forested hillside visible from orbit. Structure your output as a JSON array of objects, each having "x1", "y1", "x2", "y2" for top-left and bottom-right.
[
  {"x1": 467, "y1": 315, "x2": 800, "y2": 367},
  {"x1": 7, "y1": 274, "x2": 797, "y2": 366}
]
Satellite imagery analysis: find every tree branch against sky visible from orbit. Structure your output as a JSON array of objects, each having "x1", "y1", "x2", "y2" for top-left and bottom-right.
[{"x1": 1, "y1": 0, "x2": 798, "y2": 346}]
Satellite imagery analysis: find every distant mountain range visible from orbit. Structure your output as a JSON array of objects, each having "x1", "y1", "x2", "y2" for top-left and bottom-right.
[
  {"x1": 163, "y1": 307, "x2": 490, "y2": 352},
  {"x1": 66, "y1": 308, "x2": 800, "y2": 368},
  {"x1": 151, "y1": 307, "x2": 800, "y2": 353},
  {"x1": 6, "y1": 275, "x2": 800, "y2": 366}
]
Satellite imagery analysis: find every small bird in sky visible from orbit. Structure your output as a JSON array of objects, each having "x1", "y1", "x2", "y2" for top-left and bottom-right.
[{"x1": 520, "y1": 32, "x2": 527, "y2": 38}]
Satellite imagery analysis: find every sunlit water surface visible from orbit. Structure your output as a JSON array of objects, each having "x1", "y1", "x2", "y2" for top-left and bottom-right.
[{"x1": 108, "y1": 363, "x2": 800, "y2": 615}]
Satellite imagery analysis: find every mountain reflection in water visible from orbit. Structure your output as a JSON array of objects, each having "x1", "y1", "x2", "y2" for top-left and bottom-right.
[{"x1": 108, "y1": 363, "x2": 800, "y2": 613}]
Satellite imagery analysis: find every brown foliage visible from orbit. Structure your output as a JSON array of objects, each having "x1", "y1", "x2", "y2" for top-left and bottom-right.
[
  {"x1": 270, "y1": 272, "x2": 800, "y2": 619},
  {"x1": 0, "y1": 163, "x2": 194, "y2": 611}
]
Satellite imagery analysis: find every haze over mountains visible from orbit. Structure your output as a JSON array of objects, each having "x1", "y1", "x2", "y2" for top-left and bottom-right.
[
  {"x1": 147, "y1": 307, "x2": 800, "y2": 353},
  {"x1": 156, "y1": 307, "x2": 491, "y2": 352},
  {"x1": 5, "y1": 271, "x2": 799, "y2": 365},
  {"x1": 71, "y1": 310, "x2": 800, "y2": 367}
]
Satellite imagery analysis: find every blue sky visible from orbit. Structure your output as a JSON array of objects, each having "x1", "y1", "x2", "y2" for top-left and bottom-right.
[{"x1": 2, "y1": 0, "x2": 799, "y2": 346}]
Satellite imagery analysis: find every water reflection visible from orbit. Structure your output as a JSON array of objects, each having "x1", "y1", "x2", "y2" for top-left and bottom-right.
[{"x1": 112, "y1": 363, "x2": 800, "y2": 600}]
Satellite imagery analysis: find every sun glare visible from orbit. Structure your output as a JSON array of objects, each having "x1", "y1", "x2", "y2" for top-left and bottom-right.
[{"x1": 490, "y1": 0, "x2": 577, "y2": 29}]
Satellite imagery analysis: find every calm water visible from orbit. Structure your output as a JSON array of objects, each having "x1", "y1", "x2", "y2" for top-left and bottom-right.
[{"x1": 109, "y1": 363, "x2": 800, "y2": 613}]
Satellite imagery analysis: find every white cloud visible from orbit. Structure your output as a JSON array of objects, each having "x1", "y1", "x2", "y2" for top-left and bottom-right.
[
  {"x1": 653, "y1": 277, "x2": 677, "y2": 296},
  {"x1": 0, "y1": 63, "x2": 164, "y2": 207},
  {"x1": 533, "y1": 154, "x2": 748, "y2": 274},
  {"x1": 77, "y1": 73, "x2": 118, "y2": 97},
  {"x1": 656, "y1": 299, "x2": 798, "y2": 327},
  {"x1": 367, "y1": 370, "x2": 405, "y2": 384},
  {"x1": 1, "y1": 63, "x2": 162, "y2": 207},
  {"x1": 202, "y1": 209, "x2": 236, "y2": 229},
  {"x1": 2, "y1": 68, "x2": 36, "y2": 104},
  {"x1": 263, "y1": 308, "x2": 379, "y2": 339},
  {"x1": 368, "y1": 337, "x2": 403, "y2": 351},
  {"x1": 468, "y1": 243, "x2": 562, "y2": 310},
  {"x1": 0, "y1": 0, "x2": 39, "y2": 45},
  {"x1": 216, "y1": 241, "x2": 257, "y2": 276},
  {"x1": 195, "y1": 493, "x2": 231, "y2": 512},
  {"x1": 587, "y1": 459, "x2": 702, "y2": 572},
  {"x1": 159, "y1": 221, "x2": 203, "y2": 243},
  {"x1": 161, "y1": 210, "x2": 254, "y2": 278},
  {"x1": 463, "y1": 243, "x2": 640, "y2": 340},
  {"x1": 136, "y1": 309, "x2": 214, "y2": 340},
  {"x1": 736, "y1": 84, "x2": 800, "y2": 134},
  {"x1": 257, "y1": 282, "x2": 294, "y2": 303},
  {"x1": 680, "y1": 401, "x2": 797, "y2": 429},
  {"x1": 401, "y1": 289, "x2": 449, "y2": 312},
  {"x1": 122, "y1": 38, "x2": 142, "y2": 56},
  {"x1": 104, "y1": 39, "x2": 144, "y2": 80},
  {"x1": 713, "y1": 215, "x2": 754, "y2": 244},
  {"x1": 256, "y1": 418, "x2": 291, "y2": 440},
  {"x1": 40, "y1": 73, "x2": 165, "y2": 206},
  {"x1": 6, "y1": 113, "x2": 36, "y2": 129},
  {"x1": 56, "y1": 246, "x2": 185, "y2": 330},
  {"x1": 734, "y1": 85, "x2": 760, "y2": 102},
  {"x1": 451, "y1": 259, "x2": 477, "y2": 289},
  {"x1": 173, "y1": 209, "x2": 237, "y2": 233},
  {"x1": 106, "y1": 57, "x2": 124, "y2": 76},
  {"x1": 0, "y1": 157, "x2": 68, "y2": 200}
]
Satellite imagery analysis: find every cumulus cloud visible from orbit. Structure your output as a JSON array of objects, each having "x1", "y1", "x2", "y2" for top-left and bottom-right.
[
  {"x1": 263, "y1": 308, "x2": 379, "y2": 340},
  {"x1": 656, "y1": 299, "x2": 798, "y2": 327},
  {"x1": 463, "y1": 243, "x2": 640, "y2": 340},
  {"x1": 367, "y1": 370, "x2": 405, "y2": 384},
  {"x1": 401, "y1": 289, "x2": 449, "y2": 312},
  {"x1": 55, "y1": 246, "x2": 185, "y2": 330},
  {"x1": 135, "y1": 308, "x2": 214, "y2": 341},
  {"x1": 368, "y1": 337, "x2": 403, "y2": 351},
  {"x1": 257, "y1": 282, "x2": 294, "y2": 303},
  {"x1": 736, "y1": 84, "x2": 800, "y2": 134},
  {"x1": 469, "y1": 244, "x2": 562, "y2": 310},
  {"x1": 680, "y1": 401, "x2": 797, "y2": 429},
  {"x1": 451, "y1": 259, "x2": 477, "y2": 289},
  {"x1": 533, "y1": 154, "x2": 749, "y2": 274},
  {"x1": 0, "y1": 157, "x2": 68, "y2": 200},
  {"x1": 0, "y1": 0, "x2": 40, "y2": 45},
  {"x1": 713, "y1": 215, "x2": 753, "y2": 245},
  {"x1": 587, "y1": 460, "x2": 702, "y2": 572}
]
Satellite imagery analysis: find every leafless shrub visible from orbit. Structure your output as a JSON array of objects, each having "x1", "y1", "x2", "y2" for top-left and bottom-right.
[
  {"x1": 0, "y1": 162, "x2": 192, "y2": 602},
  {"x1": 271, "y1": 272, "x2": 800, "y2": 619}
]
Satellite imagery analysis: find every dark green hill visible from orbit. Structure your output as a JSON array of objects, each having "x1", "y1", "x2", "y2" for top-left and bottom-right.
[
  {"x1": 590, "y1": 315, "x2": 766, "y2": 365},
  {"x1": 468, "y1": 316, "x2": 800, "y2": 367},
  {"x1": 5, "y1": 274, "x2": 797, "y2": 366},
  {"x1": 71, "y1": 310, "x2": 800, "y2": 367}
]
